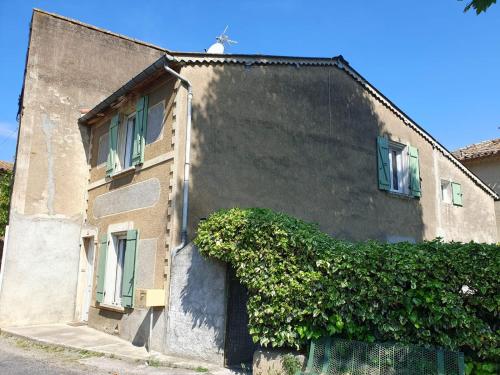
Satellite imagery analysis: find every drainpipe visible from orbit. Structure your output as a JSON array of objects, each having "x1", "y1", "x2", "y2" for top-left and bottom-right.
[{"x1": 163, "y1": 64, "x2": 193, "y2": 256}]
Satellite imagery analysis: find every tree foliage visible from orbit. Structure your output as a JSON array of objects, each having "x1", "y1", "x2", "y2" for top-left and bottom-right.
[
  {"x1": 195, "y1": 208, "x2": 499, "y2": 367},
  {"x1": 0, "y1": 170, "x2": 12, "y2": 238},
  {"x1": 463, "y1": 0, "x2": 497, "y2": 14}
]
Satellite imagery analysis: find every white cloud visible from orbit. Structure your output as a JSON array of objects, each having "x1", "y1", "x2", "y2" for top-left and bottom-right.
[{"x1": 0, "y1": 121, "x2": 18, "y2": 140}]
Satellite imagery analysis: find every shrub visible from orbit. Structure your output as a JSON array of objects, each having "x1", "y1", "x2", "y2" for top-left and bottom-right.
[{"x1": 195, "y1": 208, "x2": 499, "y2": 364}]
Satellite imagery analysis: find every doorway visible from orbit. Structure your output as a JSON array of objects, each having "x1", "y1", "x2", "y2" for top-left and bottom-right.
[
  {"x1": 224, "y1": 267, "x2": 258, "y2": 368},
  {"x1": 81, "y1": 238, "x2": 95, "y2": 322}
]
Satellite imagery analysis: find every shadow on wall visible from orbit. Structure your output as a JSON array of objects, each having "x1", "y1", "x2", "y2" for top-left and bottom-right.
[
  {"x1": 187, "y1": 62, "x2": 425, "y2": 243},
  {"x1": 171, "y1": 62, "x2": 426, "y2": 362}
]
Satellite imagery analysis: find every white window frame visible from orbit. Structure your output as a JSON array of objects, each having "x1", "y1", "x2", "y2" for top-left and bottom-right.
[
  {"x1": 441, "y1": 179, "x2": 452, "y2": 204},
  {"x1": 388, "y1": 141, "x2": 409, "y2": 194},
  {"x1": 103, "y1": 232, "x2": 127, "y2": 306},
  {"x1": 116, "y1": 113, "x2": 136, "y2": 171}
]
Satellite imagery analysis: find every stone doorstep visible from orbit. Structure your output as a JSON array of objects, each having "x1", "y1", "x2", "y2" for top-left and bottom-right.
[{"x1": 0, "y1": 324, "x2": 230, "y2": 374}]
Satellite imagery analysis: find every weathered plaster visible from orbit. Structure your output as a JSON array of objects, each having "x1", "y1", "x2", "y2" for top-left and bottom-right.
[
  {"x1": 92, "y1": 178, "x2": 160, "y2": 219},
  {"x1": 165, "y1": 244, "x2": 227, "y2": 365}
]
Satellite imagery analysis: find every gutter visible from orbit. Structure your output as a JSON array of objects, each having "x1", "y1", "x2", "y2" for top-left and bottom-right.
[{"x1": 163, "y1": 62, "x2": 193, "y2": 255}]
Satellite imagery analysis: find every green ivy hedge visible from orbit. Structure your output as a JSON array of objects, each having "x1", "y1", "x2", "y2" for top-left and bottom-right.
[{"x1": 194, "y1": 208, "x2": 499, "y2": 368}]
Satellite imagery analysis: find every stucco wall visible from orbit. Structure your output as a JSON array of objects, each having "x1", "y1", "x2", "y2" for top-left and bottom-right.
[
  {"x1": 165, "y1": 244, "x2": 227, "y2": 365},
  {"x1": 85, "y1": 76, "x2": 176, "y2": 352},
  {"x1": 170, "y1": 63, "x2": 496, "y2": 244},
  {"x1": 460, "y1": 156, "x2": 500, "y2": 239},
  {"x1": 0, "y1": 10, "x2": 164, "y2": 326}
]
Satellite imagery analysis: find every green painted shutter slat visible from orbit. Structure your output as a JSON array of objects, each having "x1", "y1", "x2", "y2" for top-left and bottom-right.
[
  {"x1": 132, "y1": 96, "x2": 148, "y2": 166},
  {"x1": 106, "y1": 115, "x2": 119, "y2": 177},
  {"x1": 452, "y1": 182, "x2": 463, "y2": 206},
  {"x1": 96, "y1": 234, "x2": 108, "y2": 304},
  {"x1": 377, "y1": 136, "x2": 390, "y2": 191},
  {"x1": 121, "y1": 229, "x2": 138, "y2": 308},
  {"x1": 409, "y1": 145, "x2": 422, "y2": 197}
]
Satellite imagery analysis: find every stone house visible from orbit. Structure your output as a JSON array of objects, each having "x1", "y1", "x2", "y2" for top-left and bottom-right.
[
  {"x1": 0, "y1": 9, "x2": 497, "y2": 368},
  {"x1": 454, "y1": 139, "x2": 500, "y2": 236}
]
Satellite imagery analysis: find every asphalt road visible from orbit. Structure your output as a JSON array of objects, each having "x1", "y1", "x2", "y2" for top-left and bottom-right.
[
  {"x1": 0, "y1": 333, "x2": 203, "y2": 375},
  {"x1": 0, "y1": 339, "x2": 88, "y2": 375}
]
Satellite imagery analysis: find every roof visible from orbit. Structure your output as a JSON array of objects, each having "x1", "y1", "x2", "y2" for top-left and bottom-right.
[
  {"x1": 453, "y1": 138, "x2": 500, "y2": 161},
  {"x1": 0, "y1": 161, "x2": 13, "y2": 172}
]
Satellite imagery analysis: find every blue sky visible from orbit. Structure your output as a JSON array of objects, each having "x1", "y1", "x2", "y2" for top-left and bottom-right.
[{"x1": 0, "y1": 1, "x2": 498, "y2": 162}]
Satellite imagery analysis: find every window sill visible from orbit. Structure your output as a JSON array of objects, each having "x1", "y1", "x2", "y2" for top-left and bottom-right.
[
  {"x1": 97, "y1": 303, "x2": 126, "y2": 313},
  {"x1": 110, "y1": 166, "x2": 136, "y2": 179},
  {"x1": 387, "y1": 191, "x2": 417, "y2": 200}
]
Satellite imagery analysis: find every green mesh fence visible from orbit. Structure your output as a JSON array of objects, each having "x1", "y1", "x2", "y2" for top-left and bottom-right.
[{"x1": 301, "y1": 337, "x2": 465, "y2": 375}]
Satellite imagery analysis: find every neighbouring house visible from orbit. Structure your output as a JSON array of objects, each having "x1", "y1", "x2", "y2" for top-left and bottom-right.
[
  {"x1": 0, "y1": 161, "x2": 13, "y2": 271},
  {"x1": 454, "y1": 138, "x2": 500, "y2": 236},
  {"x1": 0, "y1": 9, "x2": 497, "y2": 368}
]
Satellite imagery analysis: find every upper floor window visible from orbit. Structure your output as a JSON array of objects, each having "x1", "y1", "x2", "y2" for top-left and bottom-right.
[
  {"x1": 441, "y1": 179, "x2": 463, "y2": 206},
  {"x1": 117, "y1": 113, "x2": 136, "y2": 170},
  {"x1": 388, "y1": 142, "x2": 409, "y2": 194},
  {"x1": 441, "y1": 180, "x2": 452, "y2": 203},
  {"x1": 106, "y1": 96, "x2": 148, "y2": 177},
  {"x1": 377, "y1": 136, "x2": 421, "y2": 197}
]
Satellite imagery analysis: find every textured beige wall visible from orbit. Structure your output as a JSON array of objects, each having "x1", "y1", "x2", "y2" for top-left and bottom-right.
[
  {"x1": 0, "y1": 9, "x2": 165, "y2": 326},
  {"x1": 461, "y1": 156, "x2": 500, "y2": 239},
  {"x1": 85, "y1": 77, "x2": 176, "y2": 350},
  {"x1": 170, "y1": 63, "x2": 497, "y2": 244}
]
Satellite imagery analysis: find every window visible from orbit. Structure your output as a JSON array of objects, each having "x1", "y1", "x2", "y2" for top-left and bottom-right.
[
  {"x1": 146, "y1": 101, "x2": 164, "y2": 144},
  {"x1": 377, "y1": 136, "x2": 421, "y2": 197},
  {"x1": 441, "y1": 180, "x2": 452, "y2": 203},
  {"x1": 96, "y1": 230, "x2": 138, "y2": 308},
  {"x1": 106, "y1": 96, "x2": 148, "y2": 177},
  {"x1": 116, "y1": 113, "x2": 136, "y2": 171},
  {"x1": 97, "y1": 132, "x2": 109, "y2": 166},
  {"x1": 388, "y1": 142, "x2": 409, "y2": 194},
  {"x1": 104, "y1": 234, "x2": 127, "y2": 306}
]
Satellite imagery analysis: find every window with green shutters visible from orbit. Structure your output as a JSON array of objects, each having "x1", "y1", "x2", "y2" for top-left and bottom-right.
[
  {"x1": 95, "y1": 230, "x2": 138, "y2": 309},
  {"x1": 105, "y1": 95, "x2": 148, "y2": 177},
  {"x1": 451, "y1": 182, "x2": 463, "y2": 206},
  {"x1": 376, "y1": 136, "x2": 421, "y2": 198}
]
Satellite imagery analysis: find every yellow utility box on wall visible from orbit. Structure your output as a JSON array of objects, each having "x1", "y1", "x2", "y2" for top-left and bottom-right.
[{"x1": 136, "y1": 289, "x2": 165, "y2": 308}]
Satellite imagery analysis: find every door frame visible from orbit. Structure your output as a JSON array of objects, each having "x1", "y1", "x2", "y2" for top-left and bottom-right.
[{"x1": 81, "y1": 237, "x2": 95, "y2": 322}]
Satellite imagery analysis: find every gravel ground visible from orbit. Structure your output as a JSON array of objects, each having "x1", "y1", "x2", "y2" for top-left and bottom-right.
[{"x1": 0, "y1": 333, "x2": 206, "y2": 375}]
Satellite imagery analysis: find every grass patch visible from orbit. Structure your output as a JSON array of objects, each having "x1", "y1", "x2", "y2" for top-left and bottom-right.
[
  {"x1": 147, "y1": 358, "x2": 162, "y2": 367},
  {"x1": 195, "y1": 366, "x2": 209, "y2": 372}
]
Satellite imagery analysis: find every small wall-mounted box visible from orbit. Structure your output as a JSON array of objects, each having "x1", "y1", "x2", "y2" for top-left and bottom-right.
[{"x1": 136, "y1": 289, "x2": 165, "y2": 308}]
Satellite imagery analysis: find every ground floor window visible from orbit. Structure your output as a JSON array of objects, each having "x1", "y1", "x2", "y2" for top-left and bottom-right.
[{"x1": 96, "y1": 229, "x2": 138, "y2": 309}]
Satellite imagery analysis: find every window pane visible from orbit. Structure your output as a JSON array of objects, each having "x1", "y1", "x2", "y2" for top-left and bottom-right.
[
  {"x1": 124, "y1": 116, "x2": 135, "y2": 168},
  {"x1": 146, "y1": 102, "x2": 164, "y2": 144},
  {"x1": 97, "y1": 132, "x2": 109, "y2": 165},
  {"x1": 114, "y1": 239, "x2": 126, "y2": 303},
  {"x1": 391, "y1": 150, "x2": 399, "y2": 190}
]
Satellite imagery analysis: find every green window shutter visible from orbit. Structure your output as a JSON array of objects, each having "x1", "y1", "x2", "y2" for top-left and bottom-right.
[
  {"x1": 408, "y1": 145, "x2": 421, "y2": 197},
  {"x1": 377, "y1": 136, "x2": 390, "y2": 191},
  {"x1": 132, "y1": 96, "x2": 148, "y2": 166},
  {"x1": 121, "y1": 229, "x2": 138, "y2": 308},
  {"x1": 452, "y1": 182, "x2": 463, "y2": 206},
  {"x1": 96, "y1": 234, "x2": 108, "y2": 304},
  {"x1": 106, "y1": 115, "x2": 119, "y2": 177}
]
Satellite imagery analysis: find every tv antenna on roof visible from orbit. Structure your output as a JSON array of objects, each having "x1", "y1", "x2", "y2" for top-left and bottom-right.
[{"x1": 206, "y1": 26, "x2": 237, "y2": 54}]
